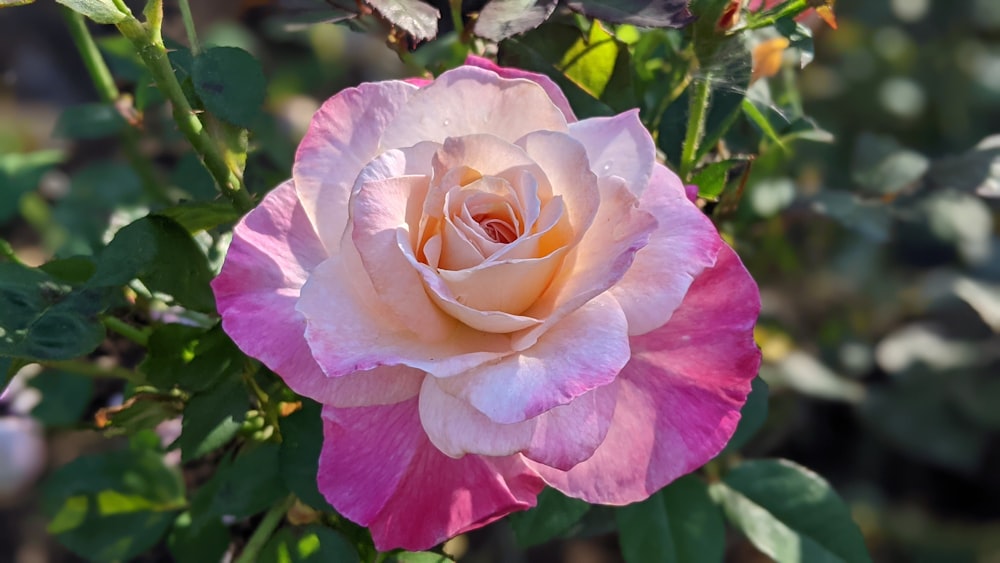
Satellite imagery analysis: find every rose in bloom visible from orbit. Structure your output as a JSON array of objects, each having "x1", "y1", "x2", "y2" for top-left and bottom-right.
[{"x1": 213, "y1": 56, "x2": 761, "y2": 551}]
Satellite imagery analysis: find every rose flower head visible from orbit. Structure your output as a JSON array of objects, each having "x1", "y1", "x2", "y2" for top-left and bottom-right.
[{"x1": 212, "y1": 56, "x2": 761, "y2": 551}]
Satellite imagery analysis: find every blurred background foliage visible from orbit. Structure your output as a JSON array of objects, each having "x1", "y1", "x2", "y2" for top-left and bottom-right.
[{"x1": 1, "y1": 0, "x2": 999, "y2": 561}]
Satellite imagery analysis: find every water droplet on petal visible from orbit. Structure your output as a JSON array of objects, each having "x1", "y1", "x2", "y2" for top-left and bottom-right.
[
  {"x1": 602, "y1": 161, "x2": 613, "y2": 172},
  {"x1": 443, "y1": 118, "x2": 451, "y2": 126}
]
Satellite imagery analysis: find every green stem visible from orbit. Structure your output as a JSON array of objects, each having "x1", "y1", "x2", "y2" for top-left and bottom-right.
[
  {"x1": 177, "y1": 0, "x2": 200, "y2": 54},
  {"x1": 101, "y1": 316, "x2": 150, "y2": 347},
  {"x1": 60, "y1": 7, "x2": 171, "y2": 204},
  {"x1": 115, "y1": 16, "x2": 253, "y2": 213},
  {"x1": 41, "y1": 360, "x2": 142, "y2": 384},
  {"x1": 235, "y1": 494, "x2": 295, "y2": 563},
  {"x1": 745, "y1": 0, "x2": 809, "y2": 29},
  {"x1": 448, "y1": 0, "x2": 464, "y2": 36},
  {"x1": 679, "y1": 74, "x2": 712, "y2": 182}
]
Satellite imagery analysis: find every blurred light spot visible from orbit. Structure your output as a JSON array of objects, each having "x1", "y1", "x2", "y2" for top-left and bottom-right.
[
  {"x1": 872, "y1": 27, "x2": 912, "y2": 63},
  {"x1": 891, "y1": 0, "x2": 929, "y2": 22},
  {"x1": 750, "y1": 178, "x2": 796, "y2": 217},
  {"x1": 800, "y1": 64, "x2": 845, "y2": 100},
  {"x1": 878, "y1": 77, "x2": 926, "y2": 119}
]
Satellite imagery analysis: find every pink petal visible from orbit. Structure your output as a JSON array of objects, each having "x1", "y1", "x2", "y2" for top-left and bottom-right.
[
  {"x1": 609, "y1": 163, "x2": 724, "y2": 336},
  {"x1": 464, "y1": 55, "x2": 577, "y2": 122},
  {"x1": 293, "y1": 80, "x2": 417, "y2": 251},
  {"x1": 379, "y1": 66, "x2": 568, "y2": 149},
  {"x1": 213, "y1": 181, "x2": 425, "y2": 407},
  {"x1": 527, "y1": 245, "x2": 761, "y2": 504},
  {"x1": 419, "y1": 376, "x2": 616, "y2": 471},
  {"x1": 515, "y1": 177, "x2": 657, "y2": 349},
  {"x1": 319, "y1": 399, "x2": 544, "y2": 551},
  {"x1": 568, "y1": 110, "x2": 655, "y2": 196},
  {"x1": 437, "y1": 292, "x2": 630, "y2": 424},
  {"x1": 299, "y1": 254, "x2": 510, "y2": 379}
]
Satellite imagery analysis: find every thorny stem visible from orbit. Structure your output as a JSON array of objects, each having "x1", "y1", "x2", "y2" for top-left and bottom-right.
[
  {"x1": 679, "y1": 73, "x2": 712, "y2": 182},
  {"x1": 60, "y1": 7, "x2": 171, "y2": 204},
  {"x1": 114, "y1": 14, "x2": 254, "y2": 213},
  {"x1": 235, "y1": 494, "x2": 295, "y2": 563}
]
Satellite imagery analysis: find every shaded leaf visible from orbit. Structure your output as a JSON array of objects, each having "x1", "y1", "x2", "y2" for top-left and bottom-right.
[
  {"x1": 927, "y1": 135, "x2": 1000, "y2": 198},
  {"x1": 158, "y1": 202, "x2": 241, "y2": 233},
  {"x1": 43, "y1": 444, "x2": 185, "y2": 562},
  {"x1": 0, "y1": 262, "x2": 107, "y2": 361},
  {"x1": 366, "y1": 0, "x2": 439, "y2": 40},
  {"x1": 617, "y1": 475, "x2": 724, "y2": 563},
  {"x1": 177, "y1": 376, "x2": 248, "y2": 462},
  {"x1": 475, "y1": 0, "x2": 557, "y2": 41},
  {"x1": 566, "y1": 0, "x2": 694, "y2": 27},
  {"x1": 168, "y1": 511, "x2": 230, "y2": 563},
  {"x1": 88, "y1": 215, "x2": 216, "y2": 312},
  {"x1": 712, "y1": 459, "x2": 871, "y2": 563},
  {"x1": 279, "y1": 398, "x2": 333, "y2": 511},
  {"x1": 260, "y1": 525, "x2": 359, "y2": 563},
  {"x1": 508, "y1": 487, "x2": 591, "y2": 547},
  {"x1": 723, "y1": 376, "x2": 769, "y2": 453},
  {"x1": 192, "y1": 47, "x2": 267, "y2": 128}
]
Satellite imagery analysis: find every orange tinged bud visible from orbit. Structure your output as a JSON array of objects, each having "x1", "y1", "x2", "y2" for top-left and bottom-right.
[{"x1": 751, "y1": 36, "x2": 790, "y2": 82}]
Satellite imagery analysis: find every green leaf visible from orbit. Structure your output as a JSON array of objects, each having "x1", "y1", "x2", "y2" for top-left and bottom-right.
[
  {"x1": 97, "y1": 392, "x2": 184, "y2": 436},
  {"x1": 742, "y1": 98, "x2": 787, "y2": 151},
  {"x1": 691, "y1": 160, "x2": 732, "y2": 200},
  {"x1": 616, "y1": 475, "x2": 724, "y2": 563},
  {"x1": 168, "y1": 511, "x2": 231, "y2": 563},
  {"x1": 29, "y1": 369, "x2": 94, "y2": 427},
  {"x1": 53, "y1": 103, "x2": 128, "y2": 139},
  {"x1": 88, "y1": 215, "x2": 216, "y2": 312},
  {"x1": 559, "y1": 22, "x2": 619, "y2": 100},
  {"x1": 43, "y1": 443, "x2": 185, "y2": 561},
  {"x1": 499, "y1": 26, "x2": 616, "y2": 119},
  {"x1": 171, "y1": 152, "x2": 219, "y2": 200},
  {"x1": 508, "y1": 487, "x2": 591, "y2": 547},
  {"x1": 55, "y1": 0, "x2": 127, "y2": 23},
  {"x1": 0, "y1": 149, "x2": 63, "y2": 221},
  {"x1": 474, "y1": 0, "x2": 556, "y2": 41},
  {"x1": 366, "y1": 0, "x2": 439, "y2": 40},
  {"x1": 0, "y1": 0, "x2": 36, "y2": 7},
  {"x1": 0, "y1": 262, "x2": 107, "y2": 361},
  {"x1": 566, "y1": 0, "x2": 694, "y2": 27},
  {"x1": 191, "y1": 46, "x2": 266, "y2": 128},
  {"x1": 210, "y1": 443, "x2": 288, "y2": 519},
  {"x1": 279, "y1": 398, "x2": 333, "y2": 511},
  {"x1": 926, "y1": 135, "x2": 1000, "y2": 198},
  {"x1": 723, "y1": 376, "x2": 770, "y2": 454},
  {"x1": 143, "y1": 324, "x2": 242, "y2": 392},
  {"x1": 158, "y1": 201, "x2": 241, "y2": 233},
  {"x1": 177, "y1": 376, "x2": 248, "y2": 462},
  {"x1": 260, "y1": 525, "x2": 359, "y2": 563},
  {"x1": 711, "y1": 459, "x2": 872, "y2": 563},
  {"x1": 38, "y1": 256, "x2": 96, "y2": 285},
  {"x1": 851, "y1": 133, "x2": 929, "y2": 197}
]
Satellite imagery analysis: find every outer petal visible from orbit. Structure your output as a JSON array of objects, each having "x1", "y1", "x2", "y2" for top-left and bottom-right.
[
  {"x1": 380, "y1": 66, "x2": 568, "y2": 149},
  {"x1": 319, "y1": 399, "x2": 544, "y2": 551},
  {"x1": 527, "y1": 245, "x2": 761, "y2": 504},
  {"x1": 293, "y1": 81, "x2": 417, "y2": 251},
  {"x1": 212, "y1": 181, "x2": 425, "y2": 406},
  {"x1": 419, "y1": 377, "x2": 615, "y2": 470},
  {"x1": 609, "y1": 163, "x2": 723, "y2": 335},
  {"x1": 568, "y1": 110, "x2": 655, "y2": 196},
  {"x1": 464, "y1": 55, "x2": 577, "y2": 122},
  {"x1": 438, "y1": 292, "x2": 630, "y2": 424}
]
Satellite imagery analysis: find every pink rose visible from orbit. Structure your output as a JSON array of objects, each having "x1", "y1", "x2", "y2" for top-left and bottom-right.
[{"x1": 213, "y1": 56, "x2": 761, "y2": 551}]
